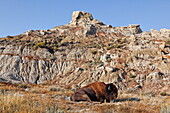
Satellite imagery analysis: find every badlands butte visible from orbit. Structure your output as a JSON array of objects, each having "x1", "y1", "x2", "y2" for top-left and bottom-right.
[{"x1": 0, "y1": 11, "x2": 170, "y2": 95}]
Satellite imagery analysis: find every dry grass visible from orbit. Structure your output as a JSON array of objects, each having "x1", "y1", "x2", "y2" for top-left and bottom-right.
[
  {"x1": 0, "y1": 83, "x2": 71, "y2": 113},
  {"x1": 0, "y1": 94, "x2": 42, "y2": 113},
  {"x1": 0, "y1": 91, "x2": 66, "y2": 113},
  {"x1": 115, "y1": 93, "x2": 164, "y2": 113},
  {"x1": 0, "y1": 82, "x2": 169, "y2": 113}
]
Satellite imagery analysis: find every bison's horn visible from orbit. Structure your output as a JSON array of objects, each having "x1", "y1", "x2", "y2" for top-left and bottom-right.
[{"x1": 108, "y1": 86, "x2": 111, "y2": 90}]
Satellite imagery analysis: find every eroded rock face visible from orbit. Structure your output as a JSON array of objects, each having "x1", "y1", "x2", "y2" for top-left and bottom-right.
[
  {"x1": 71, "y1": 11, "x2": 93, "y2": 23},
  {"x1": 115, "y1": 24, "x2": 142, "y2": 35},
  {"x1": 0, "y1": 11, "x2": 169, "y2": 93},
  {"x1": 151, "y1": 28, "x2": 170, "y2": 38}
]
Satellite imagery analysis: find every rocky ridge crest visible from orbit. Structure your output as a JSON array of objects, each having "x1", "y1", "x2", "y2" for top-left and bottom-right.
[{"x1": 0, "y1": 11, "x2": 169, "y2": 94}]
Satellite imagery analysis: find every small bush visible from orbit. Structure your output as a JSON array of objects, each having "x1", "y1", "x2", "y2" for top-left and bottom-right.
[
  {"x1": 106, "y1": 43, "x2": 123, "y2": 50},
  {"x1": 31, "y1": 89, "x2": 39, "y2": 93},
  {"x1": 160, "y1": 92, "x2": 167, "y2": 96},
  {"x1": 90, "y1": 49, "x2": 98, "y2": 55},
  {"x1": 18, "y1": 84, "x2": 29, "y2": 89},
  {"x1": 106, "y1": 45, "x2": 114, "y2": 50},
  {"x1": 0, "y1": 88, "x2": 6, "y2": 94},
  {"x1": 35, "y1": 42, "x2": 46, "y2": 48},
  {"x1": 130, "y1": 74, "x2": 136, "y2": 78},
  {"x1": 106, "y1": 57, "x2": 112, "y2": 62},
  {"x1": 6, "y1": 35, "x2": 13, "y2": 38},
  {"x1": 50, "y1": 87, "x2": 57, "y2": 92},
  {"x1": 41, "y1": 83, "x2": 48, "y2": 86},
  {"x1": 146, "y1": 40, "x2": 152, "y2": 43},
  {"x1": 52, "y1": 46, "x2": 58, "y2": 51},
  {"x1": 87, "y1": 43, "x2": 101, "y2": 48},
  {"x1": 60, "y1": 42, "x2": 69, "y2": 46}
]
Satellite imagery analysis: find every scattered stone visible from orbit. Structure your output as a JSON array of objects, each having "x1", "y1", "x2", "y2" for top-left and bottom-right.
[{"x1": 25, "y1": 88, "x2": 30, "y2": 91}]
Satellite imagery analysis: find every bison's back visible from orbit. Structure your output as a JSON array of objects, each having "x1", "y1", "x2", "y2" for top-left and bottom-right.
[
  {"x1": 83, "y1": 82, "x2": 106, "y2": 99},
  {"x1": 71, "y1": 86, "x2": 97, "y2": 102}
]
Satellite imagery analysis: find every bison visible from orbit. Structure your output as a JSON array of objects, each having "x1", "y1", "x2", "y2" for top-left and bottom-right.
[{"x1": 71, "y1": 82, "x2": 118, "y2": 103}]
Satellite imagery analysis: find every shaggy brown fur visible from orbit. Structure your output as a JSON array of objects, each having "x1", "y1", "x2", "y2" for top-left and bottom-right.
[{"x1": 71, "y1": 82, "x2": 118, "y2": 103}]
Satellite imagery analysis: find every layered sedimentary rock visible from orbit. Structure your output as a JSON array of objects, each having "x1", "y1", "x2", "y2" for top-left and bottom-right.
[{"x1": 0, "y1": 11, "x2": 169, "y2": 93}]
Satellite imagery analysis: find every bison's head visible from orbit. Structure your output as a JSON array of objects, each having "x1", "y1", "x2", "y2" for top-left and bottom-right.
[{"x1": 105, "y1": 83, "x2": 118, "y2": 102}]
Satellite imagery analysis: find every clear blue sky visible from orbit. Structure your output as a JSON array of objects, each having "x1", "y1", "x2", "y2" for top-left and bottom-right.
[{"x1": 0, "y1": 0, "x2": 170, "y2": 37}]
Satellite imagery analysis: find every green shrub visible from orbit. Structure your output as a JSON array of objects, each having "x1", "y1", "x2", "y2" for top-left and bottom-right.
[
  {"x1": 49, "y1": 87, "x2": 57, "y2": 92},
  {"x1": 106, "y1": 57, "x2": 112, "y2": 62},
  {"x1": 160, "y1": 92, "x2": 167, "y2": 96},
  {"x1": 35, "y1": 42, "x2": 46, "y2": 48},
  {"x1": 129, "y1": 74, "x2": 136, "y2": 78},
  {"x1": 52, "y1": 46, "x2": 58, "y2": 51},
  {"x1": 6, "y1": 35, "x2": 13, "y2": 38},
  {"x1": 106, "y1": 43, "x2": 124, "y2": 50},
  {"x1": 87, "y1": 43, "x2": 101, "y2": 48},
  {"x1": 60, "y1": 42, "x2": 69, "y2": 46},
  {"x1": 31, "y1": 89, "x2": 39, "y2": 93},
  {"x1": 18, "y1": 84, "x2": 29, "y2": 89},
  {"x1": 90, "y1": 49, "x2": 98, "y2": 55},
  {"x1": 146, "y1": 40, "x2": 152, "y2": 43},
  {"x1": 41, "y1": 83, "x2": 48, "y2": 86},
  {"x1": 106, "y1": 46, "x2": 113, "y2": 50}
]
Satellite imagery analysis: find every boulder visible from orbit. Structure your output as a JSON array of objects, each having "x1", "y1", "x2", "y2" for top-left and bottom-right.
[
  {"x1": 146, "y1": 72, "x2": 163, "y2": 82},
  {"x1": 150, "y1": 29, "x2": 161, "y2": 38},
  {"x1": 129, "y1": 24, "x2": 142, "y2": 34},
  {"x1": 160, "y1": 28, "x2": 170, "y2": 38},
  {"x1": 160, "y1": 28, "x2": 170, "y2": 32}
]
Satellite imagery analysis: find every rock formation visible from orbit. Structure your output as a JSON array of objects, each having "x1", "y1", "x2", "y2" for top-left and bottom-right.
[
  {"x1": 0, "y1": 11, "x2": 169, "y2": 94},
  {"x1": 69, "y1": 11, "x2": 104, "y2": 26}
]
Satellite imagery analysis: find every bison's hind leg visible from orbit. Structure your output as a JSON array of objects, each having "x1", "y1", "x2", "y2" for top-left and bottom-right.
[
  {"x1": 82, "y1": 94, "x2": 92, "y2": 102},
  {"x1": 72, "y1": 91, "x2": 91, "y2": 102}
]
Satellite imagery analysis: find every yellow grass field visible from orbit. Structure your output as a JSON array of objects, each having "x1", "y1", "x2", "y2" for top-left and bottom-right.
[{"x1": 0, "y1": 82, "x2": 169, "y2": 113}]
